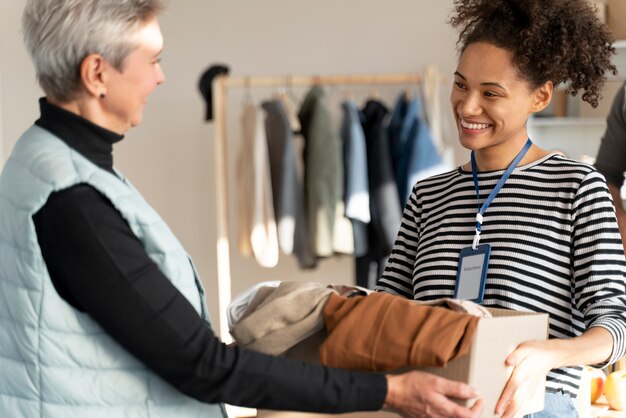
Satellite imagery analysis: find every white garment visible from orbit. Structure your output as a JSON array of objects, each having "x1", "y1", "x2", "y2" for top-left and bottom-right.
[
  {"x1": 227, "y1": 280, "x2": 281, "y2": 329},
  {"x1": 422, "y1": 66, "x2": 443, "y2": 150},
  {"x1": 237, "y1": 102, "x2": 279, "y2": 267},
  {"x1": 332, "y1": 201, "x2": 355, "y2": 255},
  {"x1": 422, "y1": 66, "x2": 455, "y2": 173}
]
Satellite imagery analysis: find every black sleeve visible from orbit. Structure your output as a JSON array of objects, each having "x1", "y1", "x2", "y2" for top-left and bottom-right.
[
  {"x1": 32, "y1": 184, "x2": 387, "y2": 412},
  {"x1": 596, "y1": 82, "x2": 626, "y2": 188}
]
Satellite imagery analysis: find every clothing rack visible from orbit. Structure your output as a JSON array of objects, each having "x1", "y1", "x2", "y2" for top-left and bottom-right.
[{"x1": 209, "y1": 69, "x2": 425, "y2": 341}]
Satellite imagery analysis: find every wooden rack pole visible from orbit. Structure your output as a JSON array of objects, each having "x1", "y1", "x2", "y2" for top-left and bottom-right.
[
  {"x1": 211, "y1": 74, "x2": 234, "y2": 342},
  {"x1": 210, "y1": 71, "x2": 422, "y2": 341},
  {"x1": 223, "y1": 73, "x2": 420, "y2": 88}
]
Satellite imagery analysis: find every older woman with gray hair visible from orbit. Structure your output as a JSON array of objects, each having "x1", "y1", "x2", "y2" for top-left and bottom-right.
[{"x1": 0, "y1": 1, "x2": 483, "y2": 417}]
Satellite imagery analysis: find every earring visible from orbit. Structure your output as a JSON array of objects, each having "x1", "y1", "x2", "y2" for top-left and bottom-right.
[{"x1": 99, "y1": 92, "x2": 106, "y2": 99}]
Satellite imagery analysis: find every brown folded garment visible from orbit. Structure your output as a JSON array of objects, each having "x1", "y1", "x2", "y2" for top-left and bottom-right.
[{"x1": 320, "y1": 292, "x2": 479, "y2": 371}]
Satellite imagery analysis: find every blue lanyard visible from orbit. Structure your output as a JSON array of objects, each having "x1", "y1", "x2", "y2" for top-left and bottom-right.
[{"x1": 470, "y1": 138, "x2": 532, "y2": 249}]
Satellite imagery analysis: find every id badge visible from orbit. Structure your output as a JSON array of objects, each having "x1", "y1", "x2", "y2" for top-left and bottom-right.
[{"x1": 454, "y1": 244, "x2": 491, "y2": 303}]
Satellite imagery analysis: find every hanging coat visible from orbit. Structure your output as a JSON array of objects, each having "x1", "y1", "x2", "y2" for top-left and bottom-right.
[
  {"x1": 298, "y1": 86, "x2": 351, "y2": 258},
  {"x1": 340, "y1": 100, "x2": 370, "y2": 258},
  {"x1": 356, "y1": 99, "x2": 402, "y2": 288},
  {"x1": 388, "y1": 91, "x2": 446, "y2": 206},
  {"x1": 262, "y1": 100, "x2": 316, "y2": 269}
]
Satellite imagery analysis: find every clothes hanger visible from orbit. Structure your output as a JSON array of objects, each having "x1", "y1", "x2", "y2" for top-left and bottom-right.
[
  {"x1": 368, "y1": 75, "x2": 381, "y2": 101},
  {"x1": 343, "y1": 75, "x2": 355, "y2": 102},
  {"x1": 243, "y1": 76, "x2": 254, "y2": 105},
  {"x1": 287, "y1": 74, "x2": 301, "y2": 107},
  {"x1": 274, "y1": 75, "x2": 301, "y2": 132}
]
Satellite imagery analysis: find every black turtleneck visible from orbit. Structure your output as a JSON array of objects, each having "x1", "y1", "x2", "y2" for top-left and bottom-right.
[
  {"x1": 35, "y1": 97, "x2": 122, "y2": 173},
  {"x1": 31, "y1": 99, "x2": 386, "y2": 412}
]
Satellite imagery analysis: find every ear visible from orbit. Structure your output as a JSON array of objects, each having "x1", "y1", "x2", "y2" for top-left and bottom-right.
[
  {"x1": 80, "y1": 53, "x2": 109, "y2": 98},
  {"x1": 530, "y1": 80, "x2": 553, "y2": 114}
]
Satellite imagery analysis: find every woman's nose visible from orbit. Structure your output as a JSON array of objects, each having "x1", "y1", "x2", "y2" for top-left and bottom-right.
[
  {"x1": 458, "y1": 93, "x2": 482, "y2": 117},
  {"x1": 157, "y1": 66, "x2": 166, "y2": 85}
]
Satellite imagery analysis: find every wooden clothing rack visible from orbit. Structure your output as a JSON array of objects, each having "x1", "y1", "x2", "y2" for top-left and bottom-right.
[{"x1": 209, "y1": 69, "x2": 423, "y2": 341}]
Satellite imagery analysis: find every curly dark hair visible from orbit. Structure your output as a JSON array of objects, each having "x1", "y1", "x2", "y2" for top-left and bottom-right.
[{"x1": 449, "y1": 0, "x2": 616, "y2": 108}]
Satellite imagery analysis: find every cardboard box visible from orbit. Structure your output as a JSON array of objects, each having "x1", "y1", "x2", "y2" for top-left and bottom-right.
[
  {"x1": 608, "y1": 0, "x2": 626, "y2": 40},
  {"x1": 257, "y1": 308, "x2": 549, "y2": 418}
]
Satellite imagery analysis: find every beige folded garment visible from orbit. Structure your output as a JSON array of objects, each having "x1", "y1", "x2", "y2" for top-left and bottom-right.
[{"x1": 230, "y1": 281, "x2": 336, "y2": 355}]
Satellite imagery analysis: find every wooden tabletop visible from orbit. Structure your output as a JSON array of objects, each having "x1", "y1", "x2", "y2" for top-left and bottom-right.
[{"x1": 591, "y1": 398, "x2": 626, "y2": 417}]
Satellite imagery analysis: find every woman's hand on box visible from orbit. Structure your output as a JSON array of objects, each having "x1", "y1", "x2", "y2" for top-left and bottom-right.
[
  {"x1": 384, "y1": 370, "x2": 483, "y2": 418},
  {"x1": 495, "y1": 340, "x2": 557, "y2": 418}
]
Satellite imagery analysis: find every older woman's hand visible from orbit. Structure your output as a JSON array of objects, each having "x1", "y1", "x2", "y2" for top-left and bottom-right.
[{"x1": 384, "y1": 371, "x2": 483, "y2": 418}]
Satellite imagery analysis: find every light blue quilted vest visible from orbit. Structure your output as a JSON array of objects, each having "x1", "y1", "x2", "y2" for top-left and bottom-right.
[{"x1": 0, "y1": 125, "x2": 226, "y2": 418}]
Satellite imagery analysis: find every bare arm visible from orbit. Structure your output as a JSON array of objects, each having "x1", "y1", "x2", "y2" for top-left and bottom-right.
[{"x1": 494, "y1": 313, "x2": 614, "y2": 418}]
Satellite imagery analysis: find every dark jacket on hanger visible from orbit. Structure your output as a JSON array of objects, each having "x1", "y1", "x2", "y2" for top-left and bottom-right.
[
  {"x1": 262, "y1": 100, "x2": 316, "y2": 269},
  {"x1": 356, "y1": 100, "x2": 402, "y2": 289},
  {"x1": 298, "y1": 86, "x2": 344, "y2": 258}
]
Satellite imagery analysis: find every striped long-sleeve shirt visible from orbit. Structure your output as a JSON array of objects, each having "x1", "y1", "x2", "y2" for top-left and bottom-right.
[{"x1": 375, "y1": 153, "x2": 626, "y2": 397}]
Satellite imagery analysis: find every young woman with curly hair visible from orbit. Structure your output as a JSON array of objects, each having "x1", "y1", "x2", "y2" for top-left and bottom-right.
[{"x1": 377, "y1": 0, "x2": 626, "y2": 417}]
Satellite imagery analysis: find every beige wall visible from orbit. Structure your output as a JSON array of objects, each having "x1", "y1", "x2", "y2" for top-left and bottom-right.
[
  {"x1": 0, "y1": 1, "x2": 465, "y2": 335},
  {"x1": 0, "y1": 47, "x2": 3, "y2": 165}
]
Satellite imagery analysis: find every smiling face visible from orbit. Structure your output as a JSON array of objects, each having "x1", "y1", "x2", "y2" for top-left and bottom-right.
[
  {"x1": 102, "y1": 16, "x2": 165, "y2": 133},
  {"x1": 451, "y1": 42, "x2": 551, "y2": 168}
]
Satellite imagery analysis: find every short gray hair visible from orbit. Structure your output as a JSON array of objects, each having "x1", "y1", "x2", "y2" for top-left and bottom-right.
[{"x1": 22, "y1": 0, "x2": 167, "y2": 102}]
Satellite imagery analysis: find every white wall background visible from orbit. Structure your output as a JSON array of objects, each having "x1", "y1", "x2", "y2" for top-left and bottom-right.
[{"x1": 1, "y1": 1, "x2": 465, "y2": 334}]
